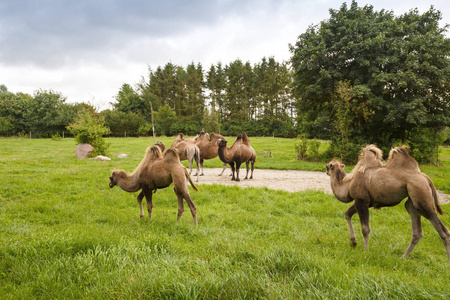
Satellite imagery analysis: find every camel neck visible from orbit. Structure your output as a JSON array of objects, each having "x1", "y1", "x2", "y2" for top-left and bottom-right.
[
  {"x1": 330, "y1": 173, "x2": 352, "y2": 203},
  {"x1": 117, "y1": 172, "x2": 141, "y2": 192},
  {"x1": 218, "y1": 145, "x2": 232, "y2": 164}
]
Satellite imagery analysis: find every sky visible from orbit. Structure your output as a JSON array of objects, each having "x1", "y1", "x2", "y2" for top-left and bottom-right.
[{"x1": 1, "y1": 0, "x2": 449, "y2": 110}]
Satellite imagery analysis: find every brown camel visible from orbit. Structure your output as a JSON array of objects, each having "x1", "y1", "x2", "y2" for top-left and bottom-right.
[
  {"x1": 326, "y1": 144, "x2": 450, "y2": 260},
  {"x1": 171, "y1": 133, "x2": 200, "y2": 181},
  {"x1": 194, "y1": 130, "x2": 227, "y2": 176},
  {"x1": 216, "y1": 133, "x2": 256, "y2": 181},
  {"x1": 109, "y1": 144, "x2": 198, "y2": 225}
]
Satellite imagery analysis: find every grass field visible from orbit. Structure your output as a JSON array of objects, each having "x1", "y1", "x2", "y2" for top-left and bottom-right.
[{"x1": 0, "y1": 137, "x2": 449, "y2": 299}]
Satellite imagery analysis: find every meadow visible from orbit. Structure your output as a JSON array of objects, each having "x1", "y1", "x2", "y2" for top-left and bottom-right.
[{"x1": 0, "y1": 137, "x2": 449, "y2": 299}]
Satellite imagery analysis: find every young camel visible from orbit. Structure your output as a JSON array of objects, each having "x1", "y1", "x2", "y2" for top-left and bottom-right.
[
  {"x1": 216, "y1": 133, "x2": 256, "y2": 181},
  {"x1": 326, "y1": 145, "x2": 450, "y2": 260},
  {"x1": 194, "y1": 130, "x2": 227, "y2": 176},
  {"x1": 109, "y1": 145, "x2": 199, "y2": 225},
  {"x1": 171, "y1": 133, "x2": 200, "y2": 181}
]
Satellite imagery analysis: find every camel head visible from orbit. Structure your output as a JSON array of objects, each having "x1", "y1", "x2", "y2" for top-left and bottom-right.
[
  {"x1": 216, "y1": 138, "x2": 227, "y2": 148},
  {"x1": 109, "y1": 170, "x2": 121, "y2": 188},
  {"x1": 326, "y1": 160, "x2": 345, "y2": 177}
]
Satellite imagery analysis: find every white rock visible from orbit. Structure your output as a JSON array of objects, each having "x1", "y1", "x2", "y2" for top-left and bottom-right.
[
  {"x1": 94, "y1": 155, "x2": 111, "y2": 161},
  {"x1": 118, "y1": 153, "x2": 128, "y2": 159}
]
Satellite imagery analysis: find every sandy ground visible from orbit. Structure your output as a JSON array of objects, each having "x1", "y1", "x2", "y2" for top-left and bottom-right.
[{"x1": 194, "y1": 168, "x2": 450, "y2": 205}]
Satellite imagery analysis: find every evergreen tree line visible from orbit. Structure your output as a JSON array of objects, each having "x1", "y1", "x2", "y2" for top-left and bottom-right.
[{"x1": 106, "y1": 56, "x2": 295, "y2": 138}]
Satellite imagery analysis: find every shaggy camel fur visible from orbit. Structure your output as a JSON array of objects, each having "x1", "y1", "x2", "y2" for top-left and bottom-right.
[
  {"x1": 216, "y1": 133, "x2": 256, "y2": 181},
  {"x1": 109, "y1": 144, "x2": 199, "y2": 225},
  {"x1": 194, "y1": 130, "x2": 227, "y2": 176},
  {"x1": 171, "y1": 133, "x2": 200, "y2": 182},
  {"x1": 326, "y1": 145, "x2": 450, "y2": 260}
]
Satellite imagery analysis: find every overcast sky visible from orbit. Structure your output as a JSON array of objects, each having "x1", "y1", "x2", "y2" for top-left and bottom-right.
[{"x1": 1, "y1": 0, "x2": 449, "y2": 110}]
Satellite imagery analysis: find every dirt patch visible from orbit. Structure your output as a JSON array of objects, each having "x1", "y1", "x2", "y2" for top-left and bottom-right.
[{"x1": 195, "y1": 168, "x2": 450, "y2": 205}]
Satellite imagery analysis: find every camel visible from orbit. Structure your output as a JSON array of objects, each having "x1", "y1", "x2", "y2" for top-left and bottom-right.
[
  {"x1": 109, "y1": 144, "x2": 198, "y2": 225},
  {"x1": 216, "y1": 133, "x2": 256, "y2": 181},
  {"x1": 171, "y1": 133, "x2": 200, "y2": 182},
  {"x1": 326, "y1": 144, "x2": 450, "y2": 260},
  {"x1": 194, "y1": 130, "x2": 227, "y2": 176}
]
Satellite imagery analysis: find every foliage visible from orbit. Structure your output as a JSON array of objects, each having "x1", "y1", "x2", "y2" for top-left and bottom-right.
[
  {"x1": 154, "y1": 104, "x2": 177, "y2": 136},
  {"x1": 66, "y1": 108, "x2": 111, "y2": 156},
  {"x1": 111, "y1": 83, "x2": 150, "y2": 122},
  {"x1": 407, "y1": 127, "x2": 447, "y2": 164},
  {"x1": 294, "y1": 135, "x2": 309, "y2": 160},
  {"x1": 0, "y1": 138, "x2": 449, "y2": 298},
  {"x1": 0, "y1": 87, "x2": 81, "y2": 137},
  {"x1": 290, "y1": 1, "x2": 450, "y2": 159},
  {"x1": 102, "y1": 109, "x2": 146, "y2": 137}
]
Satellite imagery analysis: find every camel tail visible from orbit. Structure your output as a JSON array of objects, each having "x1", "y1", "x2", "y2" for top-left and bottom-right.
[
  {"x1": 184, "y1": 168, "x2": 198, "y2": 192},
  {"x1": 426, "y1": 175, "x2": 443, "y2": 215}
]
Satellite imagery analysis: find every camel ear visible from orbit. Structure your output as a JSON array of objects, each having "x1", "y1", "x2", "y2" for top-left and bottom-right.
[{"x1": 340, "y1": 163, "x2": 345, "y2": 169}]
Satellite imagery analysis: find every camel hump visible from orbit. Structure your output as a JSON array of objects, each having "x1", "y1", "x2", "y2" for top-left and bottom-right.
[
  {"x1": 387, "y1": 146, "x2": 420, "y2": 171},
  {"x1": 164, "y1": 148, "x2": 181, "y2": 162}
]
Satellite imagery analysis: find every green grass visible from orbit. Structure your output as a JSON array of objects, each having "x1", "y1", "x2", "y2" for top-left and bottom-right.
[{"x1": 0, "y1": 137, "x2": 449, "y2": 299}]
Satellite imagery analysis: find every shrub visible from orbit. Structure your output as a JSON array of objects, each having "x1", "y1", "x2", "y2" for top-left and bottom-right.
[{"x1": 66, "y1": 108, "x2": 111, "y2": 156}]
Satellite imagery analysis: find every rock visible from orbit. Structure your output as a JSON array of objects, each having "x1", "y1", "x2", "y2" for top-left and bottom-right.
[
  {"x1": 118, "y1": 153, "x2": 128, "y2": 159},
  {"x1": 75, "y1": 144, "x2": 94, "y2": 159},
  {"x1": 95, "y1": 155, "x2": 111, "y2": 161}
]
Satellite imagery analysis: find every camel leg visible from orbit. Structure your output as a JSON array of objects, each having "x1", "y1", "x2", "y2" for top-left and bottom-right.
[
  {"x1": 142, "y1": 187, "x2": 153, "y2": 219},
  {"x1": 250, "y1": 160, "x2": 254, "y2": 179},
  {"x1": 175, "y1": 187, "x2": 198, "y2": 225},
  {"x1": 199, "y1": 159, "x2": 205, "y2": 176},
  {"x1": 245, "y1": 161, "x2": 249, "y2": 179},
  {"x1": 235, "y1": 162, "x2": 242, "y2": 182},
  {"x1": 137, "y1": 191, "x2": 145, "y2": 218},
  {"x1": 230, "y1": 162, "x2": 236, "y2": 181},
  {"x1": 421, "y1": 209, "x2": 450, "y2": 260},
  {"x1": 195, "y1": 156, "x2": 200, "y2": 182},
  {"x1": 188, "y1": 158, "x2": 193, "y2": 175},
  {"x1": 345, "y1": 204, "x2": 358, "y2": 247},
  {"x1": 355, "y1": 200, "x2": 370, "y2": 251},
  {"x1": 175, "y1": 188, "x2": 185, "y2": 222},
  {"x1": 218, "y1": 162, "x2": 227, "y2": 176},
  {"x1": 402, "y1": 198, "x2": 424, "y2": 258}
]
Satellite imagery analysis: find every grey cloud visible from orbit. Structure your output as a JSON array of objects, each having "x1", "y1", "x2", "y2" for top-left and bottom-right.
[{"x1": 0, "y1": 0, "x2": 255, "y2": 68}]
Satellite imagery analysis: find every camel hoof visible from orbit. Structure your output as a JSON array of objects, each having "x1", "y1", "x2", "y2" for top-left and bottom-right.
[
  {"x1": 236, "y1": 178, "x2": 240, "y2": 182},
  {"x1": 140, "y1": 215, "x2": 144, "y2": 219}
]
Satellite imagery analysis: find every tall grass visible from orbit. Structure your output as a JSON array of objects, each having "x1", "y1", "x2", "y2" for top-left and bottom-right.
[{"x1": 0, "y1": 137, "x2": 449, "y2": 299}]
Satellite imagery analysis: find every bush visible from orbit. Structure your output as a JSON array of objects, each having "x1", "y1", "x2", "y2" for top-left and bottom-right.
[
  {"x1": 294, "y1": 135, "x2": 309, "y2": 160},
  {"x1": 407, "y1": 128, "x2": 446, "y2": 165},
  {"x1": 66, "y1": 109, "x2": 111, "y2": 156}
]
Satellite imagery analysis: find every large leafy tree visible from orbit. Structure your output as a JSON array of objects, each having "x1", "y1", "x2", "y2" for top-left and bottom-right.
[{"x1": 290, "y1": 1, "x2": 450, "y2": 159}]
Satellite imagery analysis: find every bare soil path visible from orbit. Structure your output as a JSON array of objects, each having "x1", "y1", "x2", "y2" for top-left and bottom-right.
[{"x1": 195, "y1": 168, "x2": 450, "y2": 204}]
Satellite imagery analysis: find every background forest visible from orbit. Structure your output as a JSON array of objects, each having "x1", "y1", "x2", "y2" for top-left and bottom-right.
[{"x1": 1, "y1": 1, "x2": 449, "y2": 163}]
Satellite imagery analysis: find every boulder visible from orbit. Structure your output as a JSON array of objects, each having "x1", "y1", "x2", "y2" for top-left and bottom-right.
[
  {"x1": 75, "y1": 144, "x2": 94, "y2": 159},
  {"x1": 118, "y1": 153, "x2": 128, "y2": 159}
]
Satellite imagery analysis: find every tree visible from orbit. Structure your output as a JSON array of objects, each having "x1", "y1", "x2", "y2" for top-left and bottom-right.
[
  {"x1": 26, "y1": 89, "x2": 78, "y2": 136},
  {"x1": 112, "y1": 83, "x2": 150, "y2": 122},
  {"x1": 154, "y1": 104, "x2": 177, "y2": 136},
  {"x1": 290, "y1": 1, "x2": 450, "y2": 160}
]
